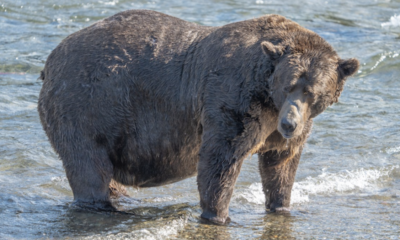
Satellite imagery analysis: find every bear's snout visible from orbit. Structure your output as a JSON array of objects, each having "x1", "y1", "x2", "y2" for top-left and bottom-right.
[
  {"x1": 278, "y1": 101, "x2": 303, "y2": 139},
  {"x1": 280, "y1": 117, "x2": 297, "y2": 136}
]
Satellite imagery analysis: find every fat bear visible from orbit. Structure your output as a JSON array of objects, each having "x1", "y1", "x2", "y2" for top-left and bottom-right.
[{"x1": 38, "y1": 10, "x2": 359, "y2": 225}]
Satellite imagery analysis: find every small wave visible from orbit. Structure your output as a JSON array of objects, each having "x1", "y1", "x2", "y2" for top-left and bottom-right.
[
  {"x1": 51, "y1": 176, "x2": 70, "y2": 190},
  {"x1": 381, "y1": 14, "x2": 400, "y2": 28},
  {"x1": 51, "y1": 176, "x2": 68, "y2": 182},
  {"x1": 143, "y1": 196, "x2": 175, "y2": 203},
  {"x1": 370, "y1": 51, "x2": 399, "y2": 70},
  {"x1": 386, "y1": 146, "x2": 400, "y2": 154},
  {"x1": 85, "y1": 217, "x2": 187, "y2": 240},
  {"x1": 99, "y1": 0, "x2": 119, "y2": 6},
  {"x1": 290, "y1": 166, "x2": 398, "y2": 204},
  {"x1": 236, "y1": 165, "x2": 399, "y2": 206},
  {"x1": 0, "y1": 102, "x2": 37, "y2": 116}
]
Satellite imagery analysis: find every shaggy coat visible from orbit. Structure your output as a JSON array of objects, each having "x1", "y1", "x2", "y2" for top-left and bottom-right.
[{"x1": 38, "y1": 10, "x2": 359, "y2": 225}]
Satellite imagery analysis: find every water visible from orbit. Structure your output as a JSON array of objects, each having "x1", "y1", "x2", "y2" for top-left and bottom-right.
[{"x1": 1, "y1": 0, "x2": 400, "y2": 239}]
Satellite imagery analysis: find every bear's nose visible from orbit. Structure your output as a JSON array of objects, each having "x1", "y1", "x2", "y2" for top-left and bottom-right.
[{"x1": 281, "y1": 118, "x2": 297, "y2": 133}]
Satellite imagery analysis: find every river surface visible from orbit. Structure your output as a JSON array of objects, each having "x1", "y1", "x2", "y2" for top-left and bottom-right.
[{"x1": 1, "y1": 0, "x2": 400, "y2": 239}]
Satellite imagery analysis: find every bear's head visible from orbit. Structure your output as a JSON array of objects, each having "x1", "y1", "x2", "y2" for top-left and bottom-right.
[{"x1": 261, "y1": 35, "x2": 359, "y2": 139}]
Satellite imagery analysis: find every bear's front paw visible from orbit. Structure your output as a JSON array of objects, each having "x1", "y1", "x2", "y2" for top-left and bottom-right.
[
  {"x1": 267, "y1": 201, "x2": 291, "y2": 212},
  {"x1": 200, "y1": 211, "x2": 231, "y2": 225},
  {"x1": 268, "y1": 206, "x2": 291, "y2": 212}
]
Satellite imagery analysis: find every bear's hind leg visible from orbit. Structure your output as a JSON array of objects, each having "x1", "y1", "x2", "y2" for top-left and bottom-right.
[{"x1": 59, "y1": 143, "x2": 116, "y2": 212}]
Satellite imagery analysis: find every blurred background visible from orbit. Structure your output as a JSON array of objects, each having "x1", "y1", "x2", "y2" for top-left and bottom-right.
[{"x1": 1, "y1": 0, "x2": 400, "y2": 239}]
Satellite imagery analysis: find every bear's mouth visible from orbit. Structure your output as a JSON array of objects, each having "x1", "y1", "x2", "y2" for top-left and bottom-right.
[{"x1": 281, "y1": 132, "x2": 294, "y2": 139}]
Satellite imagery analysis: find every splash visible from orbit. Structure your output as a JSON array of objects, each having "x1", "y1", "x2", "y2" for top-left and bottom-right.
[
  {"x1": 381, "y1": 14, "x2": 400, "y2": 28},
  {"x1": 235, "y1": 165, "x2": 399, "y2": 205}
]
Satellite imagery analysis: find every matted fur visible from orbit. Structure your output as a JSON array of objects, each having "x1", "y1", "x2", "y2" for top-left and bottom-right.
[{"x1": 38, "y1": 10, "x2": 359, "y2": 225}]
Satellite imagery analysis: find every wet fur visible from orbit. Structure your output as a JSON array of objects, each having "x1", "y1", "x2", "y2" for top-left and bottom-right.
[{"x1": 38, "y1": 10, "x2": 359, "y2": 224}]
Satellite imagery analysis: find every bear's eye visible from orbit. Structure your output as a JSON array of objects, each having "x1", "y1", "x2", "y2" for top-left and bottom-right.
[
  {"x1": 283, "y1": 86, "x2": 294, "y2": 93},
  {"x1": 299, "y1": 72, "x2": 307, "y2": 80},
  {"x1": 303, "y1": 87, "x2": 315, "y2": 99}
]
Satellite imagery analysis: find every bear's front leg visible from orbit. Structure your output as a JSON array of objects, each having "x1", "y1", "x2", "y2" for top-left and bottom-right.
[
  {"x1": 197, "y1": 146, "x2": 243, "y2": 225},
  {"x1": 197, "y1": 139, "x2": 245, "y2": 225},
  {"x1": 258, "y1": 147, "x2": 303, "y2": 211}
]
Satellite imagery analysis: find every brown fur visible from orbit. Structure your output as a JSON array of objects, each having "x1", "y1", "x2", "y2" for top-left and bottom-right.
[
  {"x1": 109, "y1": 179, "x2": 129, "y2": 199},
  {"x1": 38, "y1": 10, "x2": 359, "y2": 225}
]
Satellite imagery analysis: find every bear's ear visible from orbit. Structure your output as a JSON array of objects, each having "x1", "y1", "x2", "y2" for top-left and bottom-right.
[
  {"x1": 338, "y1": 58, "x2": 359, "y2": 78},
  {"x1": 261, "y1": 41, "x2": 284, "y2": 60}
]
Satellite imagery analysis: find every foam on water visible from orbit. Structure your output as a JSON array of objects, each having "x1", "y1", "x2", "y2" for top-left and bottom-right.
[
  {"x1": 85, "y1": 217, "x2": 187, "y2": 240},
  {"x1": 381, "y1": 14, "x2": 400, "y2": 28},
  {"x1": 51, "y1": 176, "x2": 69, "y2": 184},
  {"x1": 50, "y1": 176, "x2": 71, "y2": 191},
  {"x1": 99, "y1": 0, "x2": 119, "y2": 6},
  {"x1": 144, "y1": 196, "x2": 175, "y2": 203},
  {"x1": 236, "y1": 165, "x2": 399, "y2": 206},
  {"x1": 370, "y1": 51, "x2": 400, "y2": 70},
  {"x1": 386, "y1": 146, "x2": 400, "y2": 154}
]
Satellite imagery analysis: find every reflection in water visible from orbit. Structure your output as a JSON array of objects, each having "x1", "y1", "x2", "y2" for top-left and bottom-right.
[
  {"x1": 48, "y1": 202, "x2": 193, "y2": 239},
  {"x1": 260, "y1": 212, "x2": 295, "y2": 239},
  {"x1": 54, "y1": 208, "x2": 134, "y2": 237},
  {"x1": 179, "y1": 222, "x2": 232, "y2": 240}
]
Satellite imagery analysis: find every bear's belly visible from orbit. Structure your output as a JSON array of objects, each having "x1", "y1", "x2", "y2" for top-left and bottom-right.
[
  {"x1": 115, "y1": 123, "x2": 202, "y2": 188},
  {"x1": 137, "y1": 164, "x2": 198, "y2": 188},
  {"x1": 125, "y1": 150, "x2": 200, "y2": 188}
]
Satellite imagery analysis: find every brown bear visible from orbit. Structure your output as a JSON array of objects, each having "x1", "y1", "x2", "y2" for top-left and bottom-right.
[{"x1": 38, "y1": 10, "x2": 359, "y2": 225}]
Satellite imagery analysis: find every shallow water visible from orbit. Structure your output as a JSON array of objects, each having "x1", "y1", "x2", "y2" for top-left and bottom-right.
[{"x1": 1, "y1": 0, "x2": 400, "y2": 239}]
